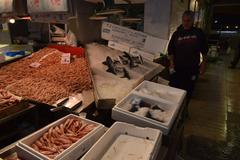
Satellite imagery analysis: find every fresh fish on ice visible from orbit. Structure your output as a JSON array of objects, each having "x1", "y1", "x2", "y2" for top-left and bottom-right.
[
  {"x1": 149, "y1": 109, "x2": 169, "y2": 123},
  {"x1": 129, "y1": 104, "x2": 139, "y2": 112},
  {"x1": 119, "y1": 55, "x2": 128, "y2": 65},
  {"x1": 123, "y1": 52, "x2": 138, "y2": 69},
  {"x1": 152, "y1": 105, "x2": 164, "y2": 112},
  {"x1": 102, "y1": 56, "x2": 117, "y2": 75},
  {"x1": 132, "y1": 54, "x2": 144, "y2": 64},
  {"x1": 121, "y1": 68, "x2": 131, "y2": 80},
  {"x1": 134, "y1": 107, "x2": 150, "y2": 116},
  {"x1": 139, "y1": 100, "x2": 151, "y2": 108},
  {"x1": 130, "y1": 97, "x2": 141, "y2": 105}
]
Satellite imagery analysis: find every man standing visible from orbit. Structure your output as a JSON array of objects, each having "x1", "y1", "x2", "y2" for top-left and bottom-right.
[{"x1": 168, "y1": 10, "x2": 208, "y2": 115}]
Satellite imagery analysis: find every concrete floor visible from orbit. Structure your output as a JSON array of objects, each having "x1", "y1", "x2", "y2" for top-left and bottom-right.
[{"x1": 183, "y1": 56, "x2": 240, "y2": 160}]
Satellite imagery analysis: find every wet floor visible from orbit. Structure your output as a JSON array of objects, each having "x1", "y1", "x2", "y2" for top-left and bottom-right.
[{"x1": 183, "y1": 56, "x2": 240, "y2": 160}]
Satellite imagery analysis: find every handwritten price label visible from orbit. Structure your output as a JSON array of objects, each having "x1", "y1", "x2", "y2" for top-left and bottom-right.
[{"x1": 61, "y1": 53, "x2": 71, "y2": 64}]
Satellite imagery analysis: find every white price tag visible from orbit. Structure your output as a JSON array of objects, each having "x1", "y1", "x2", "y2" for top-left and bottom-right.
[
  {"x1": 61, "y1": 53, "x2": 71, "y2": 64},
  {"x1": 30, "y1": 62, "x2": 41, "y2": 68}
]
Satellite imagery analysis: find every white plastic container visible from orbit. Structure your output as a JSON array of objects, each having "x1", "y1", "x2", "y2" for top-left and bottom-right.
[
  {"x1": 81, "y1": 122, "x2": 162, "y2": 160},
  {"x1": 17, "y1": 114, "x2": 105, "y2": 160},
  {"x1": 112, "y1": 91, "x2": 183, "y2": 135},
  {"x1": 134, "y1": 81, "x2": 186, "y2": 105},
  {"x1": 15, "y1": 143, "x2": 42, "y2": 160}
]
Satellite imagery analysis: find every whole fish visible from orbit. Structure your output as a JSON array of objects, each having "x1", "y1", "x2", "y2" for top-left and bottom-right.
[
  {"x1": 119, "y1": 55, "x2": 128, "y2": 65},
  {"x1": 134, "y1": 107, "x2": 150, "y2": 116},
  {"x1": 132, "y1": 55, "x2": 144, "y2": 64},
  {"x1": 121, "y1": 68, "x2": 131, "y2": 80},
  {"x1": 102, "y1": 56, "x2": 117, "y2": 75},
  {"x1": 149, "y1": 109, "x2": 169, "y2": 123},
  {"x1": 123, "y1": 52, "x2": 138, "y2": 69}
]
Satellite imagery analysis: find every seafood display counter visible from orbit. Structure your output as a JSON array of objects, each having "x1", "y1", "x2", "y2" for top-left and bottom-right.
[
  {"x1": 0, "y1": 46, "x2": 95, "y2": 114},
  {"x1": 0, "y1": 45, "x2": 185, "y2": 160},
  {"x1": 86, "y1": 43, "x2": 165, "y2": 109}
]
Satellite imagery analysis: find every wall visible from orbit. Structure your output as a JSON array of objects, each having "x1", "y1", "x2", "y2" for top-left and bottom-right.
[
  {"x1": 144, "y1": 0, "x2": 172, "y2": 40},
  {"x1": 69, "y1": 0, "x2": 102, "y2": 44},
  {"x1": 169, "y1": 0, "x2": 189, "y2": 39},
  {"x1": 0, "y1": 24, "x2": 11, "y2": 44}
]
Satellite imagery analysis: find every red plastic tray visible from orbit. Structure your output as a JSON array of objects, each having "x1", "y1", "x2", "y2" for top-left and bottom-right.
[{"x1": 48, "y1": 45, "x2": 85, "y2": 58}]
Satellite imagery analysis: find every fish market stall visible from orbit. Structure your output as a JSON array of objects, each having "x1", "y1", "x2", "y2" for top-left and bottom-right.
[
  {"x1": 86, "y1": 43, "x2": 164, "y2": 108},
  {"x1": 0, "y1": 46, "x2": 95, "y2": 114},
  {"x1": 112, "y1": 81, "x2": 186, "y2": 135},
  {"x1": 0, "y1": 47, "x2": 183, "y2": 159}
]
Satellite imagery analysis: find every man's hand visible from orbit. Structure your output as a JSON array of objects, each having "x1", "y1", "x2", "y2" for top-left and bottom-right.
[{"x1": 168, "y1": 55, "x2": 175, "y2": 74}]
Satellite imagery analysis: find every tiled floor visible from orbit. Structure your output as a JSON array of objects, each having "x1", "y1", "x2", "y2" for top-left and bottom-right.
[{"x1": 183, "y1": 56, "x2": 240, "y2": 160}]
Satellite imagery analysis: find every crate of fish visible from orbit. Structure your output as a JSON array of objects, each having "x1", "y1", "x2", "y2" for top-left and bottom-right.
[
  {"x1": 112, "y1": 92, "x2": 181, "y2": 134},
  {"x1": 16, "y1": 114, "x2": 105, "y2": 160},
  {"x1": 81, "y1": 122, "x2": 162, "y2": 160},
  {"x1": 133, "y1": 81, "x2": 186, "y2": 105}
]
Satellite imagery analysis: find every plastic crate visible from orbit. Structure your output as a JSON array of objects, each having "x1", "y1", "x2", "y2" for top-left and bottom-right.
[{"x1": 48, "y1": 45, "x2": 85, "y2": 58}]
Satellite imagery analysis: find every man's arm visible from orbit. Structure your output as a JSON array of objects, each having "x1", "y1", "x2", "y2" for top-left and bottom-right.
[{"x1": 167, "y1": 32, "x2": 177, "y2": 69}]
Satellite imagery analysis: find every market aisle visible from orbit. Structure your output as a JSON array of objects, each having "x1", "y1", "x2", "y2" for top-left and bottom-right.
[{"x1": 183, "y1": 56, "x2": 240, "y2": 160}]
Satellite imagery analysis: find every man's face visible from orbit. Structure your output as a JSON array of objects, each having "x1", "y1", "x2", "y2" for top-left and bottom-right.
[{"x1": 182, "y1": 15, "x2": 194, "y2": 30}]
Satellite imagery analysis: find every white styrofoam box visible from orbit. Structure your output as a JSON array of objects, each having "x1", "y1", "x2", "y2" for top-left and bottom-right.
[
  {"x1": 108, "y1": 41, "x2": 130, "y2": 53},
  {"x1": 17, "y1": 114, "x2": 105, "y2": 160},
  {"x1": 16, "y1": 143, "x2": 42, "y2": 160},
  {"x1": 112, "y1": 92, "x2": 182, "y2": 135},
  {"x1": 134, "y1": 81, "x2": 186, "y2": 105},
  {"x1": 81, "y1": 122, "x2": 162, "y2": 160}
]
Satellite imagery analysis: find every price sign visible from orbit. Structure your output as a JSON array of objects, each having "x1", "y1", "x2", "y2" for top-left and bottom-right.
[{"x1": 61, "y1": 53, "x2": 71, "y2": 64}]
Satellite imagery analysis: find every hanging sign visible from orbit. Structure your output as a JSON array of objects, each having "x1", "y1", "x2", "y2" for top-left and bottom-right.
[
  {"x1": 102, "y1": 22, "x2": 168, "y2": 55},
  {"x1": 102, "y1": 22, "x2": 147, "y2": 49}
]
